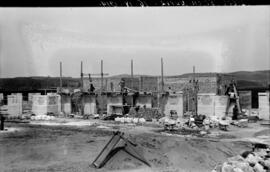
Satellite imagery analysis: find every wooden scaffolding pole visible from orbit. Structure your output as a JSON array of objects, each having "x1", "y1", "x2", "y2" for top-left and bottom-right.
[
  {"x1": 81, "y1": 61, "x2": 83, "y2": 91},
  {"x1": 59, "y1": 62, "x2": 62, "y2": 93},
  {"x1": 100, "y1": 60, "x2": 104, "y2": 115}
]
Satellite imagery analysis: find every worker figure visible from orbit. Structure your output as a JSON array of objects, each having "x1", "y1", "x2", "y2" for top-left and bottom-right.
[
  {"x1": 0, "y1": 114, "x2": 5, "y2": 131},
  {"x1": 119, "y1": 79, "x2": 125, "y2": 93},
  {"x1": 225, "y1": 82, "x2": 236, "y2": 116},
  {"x1": 90, "y1": 84, "x2": 95, "y2": 92},
  {"x1": 88, "y1": 74, "x2": 95, "y2": 93},
  {"x1": 232, "y1": 105, "x2": 238, "y2": 120}
]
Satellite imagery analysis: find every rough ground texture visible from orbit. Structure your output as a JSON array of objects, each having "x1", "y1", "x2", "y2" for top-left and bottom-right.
[{"x1": 0, "y1": 120, "x2": 269, "y2": 172}]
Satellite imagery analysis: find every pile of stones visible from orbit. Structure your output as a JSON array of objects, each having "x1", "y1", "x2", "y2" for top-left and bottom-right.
[{"x1": 213, "y1": 147, "x2": 270, "y2": 172}]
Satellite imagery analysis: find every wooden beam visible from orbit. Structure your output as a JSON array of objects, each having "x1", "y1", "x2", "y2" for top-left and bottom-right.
[
  {"x1": 81, "y1": 61, "x2": 83, "y2": 90},
  {"x1": 60, "y1": 62, "x2": 62, "y2": 92}
]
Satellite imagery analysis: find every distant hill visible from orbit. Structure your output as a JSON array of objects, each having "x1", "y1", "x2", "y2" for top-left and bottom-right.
[
  {"x1": 228, "y1": 70, "x2": 270, "y2": 89},
  {"x1": 0, "y1": 70, "x2": 269, "y2": 91},
  {"x1": 229, "y1": 70, "x2": 269, "y2": 81}
]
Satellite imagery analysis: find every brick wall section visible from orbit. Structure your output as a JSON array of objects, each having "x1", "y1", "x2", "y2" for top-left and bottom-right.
[
  {"x1": 122, "y1": 77, "x2": 140, "y2": 91},
  {"x1": 140, "y1": 76, "x2": 159, "y2": 92},
  {"x1": 83, "y1": 74, "x2": 232, "y2": 95},
  {"x1": 83, "y1": 77, "x2": 122, "y2": 92},
  {"x1": 163, "y1": 76, "x2": 218, "y2": 94}
]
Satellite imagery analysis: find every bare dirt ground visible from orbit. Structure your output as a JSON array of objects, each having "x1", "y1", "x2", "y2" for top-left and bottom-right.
[{"x1": 0, "y1": 119, "x2": 270, "y2": 172}]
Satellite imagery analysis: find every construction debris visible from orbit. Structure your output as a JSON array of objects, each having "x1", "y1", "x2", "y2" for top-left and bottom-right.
[
  {"x1": 213, "y1": 144, "x2": 270, "y2": 172},
  {"x1": 129, "y1": 106, "x2": 162, "y2": 121}
]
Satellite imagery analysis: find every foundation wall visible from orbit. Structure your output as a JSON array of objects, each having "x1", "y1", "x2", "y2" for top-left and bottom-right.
[
  {"x1": 107, "y1": 94, "x2": 123, "y2": 115},
  {"x1": 28, "y1": 93, "x2": 41, "y2": 102},
  {"x1": 197, "y1": 93, "x2": 215, "y2": 117},
  {"x1": 61, "y1": 94, "x2": 71, "y2": 114},
  {"x1": 32, "y1": 95, "x2": 60, "y2": 116},
  {"x1": 7, "y1": 94, "x2": 23, "y2": 116},
  {"x1": 214, "y1": 95, "x2": 229, "y2": 118},
  {"x1": 82, "y1": 94, "x2": 96, "y2": 115},
  {"x1": 135, "y1": 95, "x2": 152, "y2": 108},
  {"x1": 258, "y1": 92, "x2": 270, "y2": 120},
  {"x1": 164, "y1": 93, "x2": 183, "y2": 118}
]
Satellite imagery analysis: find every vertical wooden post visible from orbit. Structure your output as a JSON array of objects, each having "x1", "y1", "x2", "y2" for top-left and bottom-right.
[
  {"x1": 60, "y1": 62, "x2": 62, "y2": 93},
  {"x1": 131, "y1": 59, "x2": 134, "y2": 106},
  {"x1": 81, "y1": 61, "x2": 83, "y2": 91},
  {"x1": 187, "y1": 90, "x2": 190, "y2": 111},
  {"x1": 100, "y1": 60, "x2": 103, "y2": 115},
  {"x1": 161, "y1": 58, "x2": 164, "y2": 116},
  {"x1": 161, "y1": 58, "x2": 164, "y2": 92},
  {"x1": 193, "y1": 66, "x2": 197, "y2": 115},
  {"x1": 131, "y1": 59, "x2": 133, "y2": 89}
]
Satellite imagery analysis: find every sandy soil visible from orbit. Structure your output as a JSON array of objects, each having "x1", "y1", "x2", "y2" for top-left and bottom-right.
[{"x1": 0, "y1": 119, "x2": 269, "y2": 172}]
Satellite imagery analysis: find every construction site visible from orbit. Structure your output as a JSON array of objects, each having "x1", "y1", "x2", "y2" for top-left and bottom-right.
[
  {"x1": 1, "y1": 6, "x2": 270, "y2": 172},
  {"x1": 0, "y1": 58, "x2": 269, "y2": 172}
]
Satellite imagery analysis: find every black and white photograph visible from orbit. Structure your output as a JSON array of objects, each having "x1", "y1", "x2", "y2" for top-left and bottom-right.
[{"x1": 0, "y1": 6, "x2": 270, "y2": 172}]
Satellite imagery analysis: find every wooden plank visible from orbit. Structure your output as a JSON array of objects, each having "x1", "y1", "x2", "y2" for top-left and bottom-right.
[{"x1": 92, "y1": 133, "x2": 122, "y2": 168}]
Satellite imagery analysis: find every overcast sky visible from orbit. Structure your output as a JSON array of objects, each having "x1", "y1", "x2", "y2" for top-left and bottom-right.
[{"x1": 0, "y1": 7, "x2": 269, "y2": 78}]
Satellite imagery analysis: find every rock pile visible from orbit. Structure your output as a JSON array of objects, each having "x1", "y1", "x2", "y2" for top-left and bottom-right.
[
  {"x1": 129, "y1": 107, "x2": 162, "y2": 121},
  {"x1": 115, "y1": 117, "x2": 146, "y2": 125},
  {"x1": 30, "y1": 115, "x2": 55, "y2": 121},
  {"x1": 213, "y1": 148, "x2": 270, "y2": 172}
]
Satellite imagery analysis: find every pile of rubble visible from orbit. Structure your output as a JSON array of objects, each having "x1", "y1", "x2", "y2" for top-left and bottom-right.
[
  {"x1": 128, "y1": 107, "x2": 162, "y2": 121},
  {"x1": 213, "y1": 147, "x2": 270, "y2": 172},
  {"x1": 30, "y1": 115, "x2": 56, "y2": 121},
  {"x1": 114, "y1": 117, "x2": 146, "y2": 124},
  {"x1": 159, "y1": 114, "x2": 231, "y2": 131}
]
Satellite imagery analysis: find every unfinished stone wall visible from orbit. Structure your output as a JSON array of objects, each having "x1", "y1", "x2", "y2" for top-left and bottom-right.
[
  {"x1": 151, "y1": 93, "x2": 167, "y2": 110},
  {"x1": 163, "y1": 75, "x2": 218, "y2": 94},
  {"x1": 197, "y1": 93, "x2": 215, "y2": 117},
  {"x1": 83, "y1": 77, "x2": 122, "y2": 92},
  {"x1": 140, "y1": 76, "x2": 158, "y2": 92},
  {"x1": 122, "y1": 77, "x2": 140, "y2": 91},
  {"x1": 47, "y1": 93, "x2": 61, "y2": 113},
  {"x1": 83, "y1": 74, "x2": 232, "y2": 96},
  {"x1": 61, "y1": 94, "x2": 71, "y2": 114},
  {"x1": 32, "y1": 95, "x2": 47, "y2": 115},
  {"x1": 7, "y1": 94, "x2": 23, "y2": 116},
  {"x1": 258, "y1": 92, "x2": 270, "y2": 120},
  {"x1": 96, "y1": 94, "x2": 108, "y2": 114},
  {"x1": 163, "y1": 77, "x2": 188, "y2": 92},
  {"x1": 182, "y1": 89, "x2": 197, "y2": 113},
  {"x1": 124, "y1": 94, "x2": 134, "y2": 106},
  {"x1": 239, "y1": 91, "x2": 252, "y2": 110},
  {"x1": 164, "y1": 93, "x2": 183, "y2": 118},
  {"x1": 81, "y1": 94, "x2": 96, "y2": 115},
  {"x1": 32, "y1": 95, "x2": 60, "y2": 116},
  {"x1": 197, "y1": 77, "x2": 218, "y2": 94},
  {"x1": 214, "y1": 95, "x2": 229, "y2": 118},
  {"x1": 28, "y1": 93, "x2": 41, "y2": 102},
  {"x1": 107, "y1": 94, "x2": 123, "y2": 115},
  {"x1": 135, "y1": 94, "x2": 152, "y2": 108},
  {"x1": 197, "y1": 94, "x2": 229, "y2": 118}
]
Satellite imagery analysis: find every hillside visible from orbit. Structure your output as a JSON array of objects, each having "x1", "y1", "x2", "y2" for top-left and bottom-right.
[
  {"x1": 0, "y1": 70, "x2": 269, "y2": 91},
  {"x1": 228, "y1": 70, "x2": 270, "y2": 89}
]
